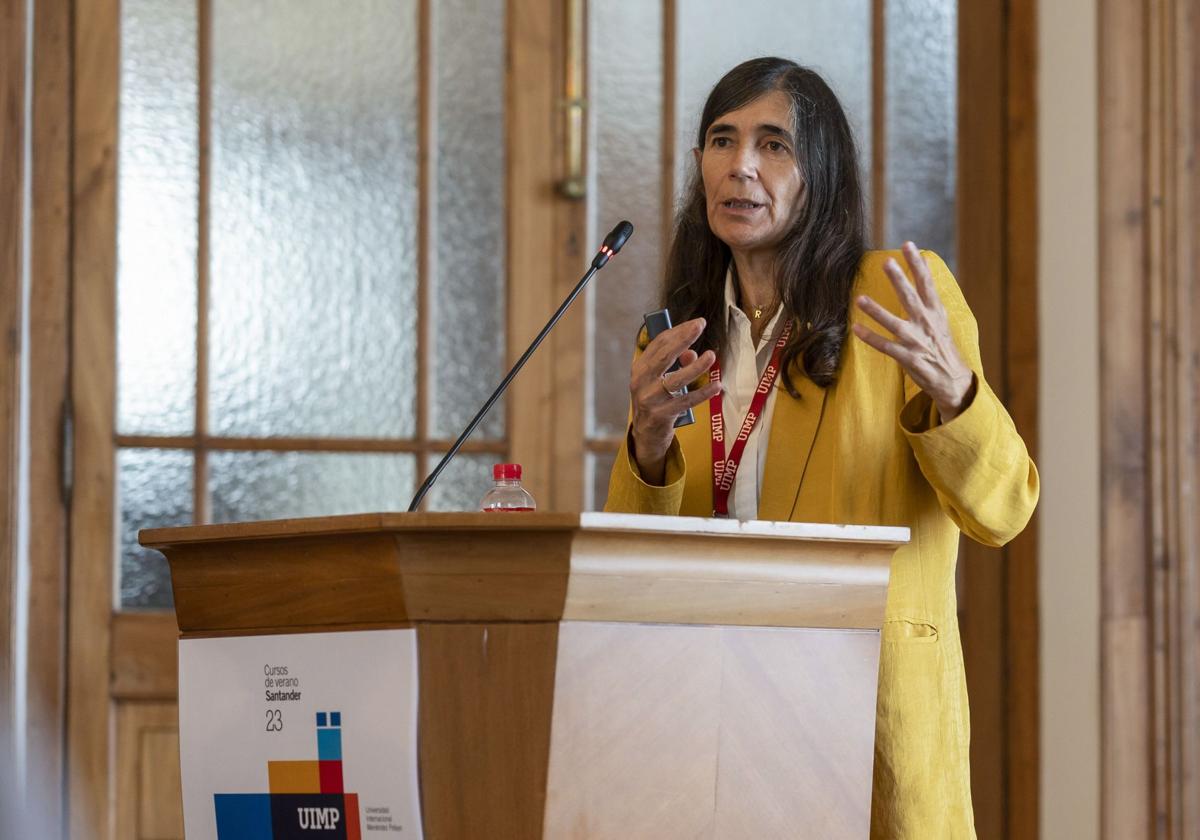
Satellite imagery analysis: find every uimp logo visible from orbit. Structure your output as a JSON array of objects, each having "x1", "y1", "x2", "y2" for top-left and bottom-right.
[
  {"x1": 298, "y1": 807, "x2": 341, "y2": 830},
  {"x1": 213, "y1": 710, "x2": 363, "y2": 839}
]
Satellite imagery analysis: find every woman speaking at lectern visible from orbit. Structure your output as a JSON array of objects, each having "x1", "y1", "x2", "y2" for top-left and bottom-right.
[{"x1": 604, "y1": 57, "x2": 1038, "y2": 838}]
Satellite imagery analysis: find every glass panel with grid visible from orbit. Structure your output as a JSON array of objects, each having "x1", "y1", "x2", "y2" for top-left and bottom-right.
[
  {"x1": 207, "y1": 0, "x2": 420, "y2": 440},
  {"x1": 885, "y1": 0, "x2": 958, "y2": 267},
  {"x1": 583, "y1": 0, "x2": 957, "y2": 511},
  {"x1": 115, "y1": 0, "x2": 508, "y2": 608}
]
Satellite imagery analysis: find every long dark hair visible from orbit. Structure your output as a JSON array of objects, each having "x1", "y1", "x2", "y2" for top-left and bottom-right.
[{"x1": 663, "y1": 57, "x2": 867, "y2": 396}]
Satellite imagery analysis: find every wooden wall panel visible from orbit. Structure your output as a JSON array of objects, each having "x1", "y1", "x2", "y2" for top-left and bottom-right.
[
  {"x1": 1098, "y1": 0, "x2": 1200, "y2": 837},
  {"x1": 112, "y1": 613, "x2": 180, "y2": 700},
  {"x1": 138, "y1": 727, "x2": 184, "y2": 839},
  {"x1": 115, "y1": 703, "x2": 184, "y2": 840}
]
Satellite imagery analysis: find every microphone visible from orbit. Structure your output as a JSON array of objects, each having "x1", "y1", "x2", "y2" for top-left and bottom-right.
[
  {"x1": 591, "y1": 220, "x2": 633, "y2": 269},
  {"x1": 408, "y1": 220, "x2": 635, "y2": 511}
]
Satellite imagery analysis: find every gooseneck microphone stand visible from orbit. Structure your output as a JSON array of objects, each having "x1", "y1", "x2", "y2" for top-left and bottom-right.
[{"x1": 407, "y1": 220, "x2": 634, "y2": 511}]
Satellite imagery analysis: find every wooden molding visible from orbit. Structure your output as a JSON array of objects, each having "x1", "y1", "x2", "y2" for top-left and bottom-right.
[
  {"x1": 1002, "y1": 0, "x2": 1041, "y2": 834},
  {"x1": 1098, "y1": 0, "x2": 1200, "y2": 836},
  {"x1": 870, "y1": 0, "x2": 886, "y2": 246},
  {"x1": 26, "y1": 0, "x2": 73, "y2": 826},
  {"x1": 0, "y1": 0, "x2": 28, "y2": 750},
  {"x1": 506, "y1": 0, "x2": 560, "y2": 507},
  {"x1": 69, "y1": 1, "x2": 121, "y2": 838},
  {"x1": 1, "y1": 0, "x2": 78, "y2": 830},
  {"x1": 549, "y1": 0, "x2": 588, "y2": 512},
  {"x1": 957, "y1": 1, "x2": 1009, "y2": 832}
]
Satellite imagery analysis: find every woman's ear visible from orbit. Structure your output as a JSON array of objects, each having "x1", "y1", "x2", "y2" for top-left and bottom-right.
[{"x1": 692, "y1": 147, "x2": 701, "y2": 166}]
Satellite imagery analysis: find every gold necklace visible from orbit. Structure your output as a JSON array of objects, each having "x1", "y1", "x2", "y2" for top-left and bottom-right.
[{"x1": 749, "y1": 300, "x2": 778, "y2": 320}]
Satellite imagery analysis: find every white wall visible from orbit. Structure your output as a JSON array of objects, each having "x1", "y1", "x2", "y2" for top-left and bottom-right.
[{"x1": 1038, "y1": 0, "x2": 1101, "y2": 836}]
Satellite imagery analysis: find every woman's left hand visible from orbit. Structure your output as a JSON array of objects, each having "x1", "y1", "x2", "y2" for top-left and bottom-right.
[{"x1": 851, "y1": 241, "x2": 976, "y2": 422}]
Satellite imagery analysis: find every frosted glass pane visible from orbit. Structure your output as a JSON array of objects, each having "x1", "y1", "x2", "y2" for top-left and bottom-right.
[
  {"x1": 674, "y1": 0, "x2": 872, "y2": 203},
  {"x1": 430, "y1": 0, "x2": 507, "y2": 440},
  {"x1": 885, "y1": 0, "x2": 957, "y2": 268},
  {"x1": 425, "y1": 453, "x2": 501, "y2": 512},
  {"x1": 208, "y1": 451, "x2": 415, "y2": 523},
  {"x1": 208, "y1": 0, "x2": 419, "y2": 438},
  {"x1": 588, "y1": 0, "x2": 664, "y2": 437},
  {"x1": 118, "y1": 449, "x2": 194, "y2": 609},
  {"x1": 588, "y1": 449, "x2": 619, "y2": 512},
  {"x1": 116, "y1": 0, "x2": 198, "y2": 435}
]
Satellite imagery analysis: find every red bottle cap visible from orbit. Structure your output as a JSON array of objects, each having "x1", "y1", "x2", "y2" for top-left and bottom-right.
[{"x1": 493, "y1": 463, "x2": 522, "y2": 480}]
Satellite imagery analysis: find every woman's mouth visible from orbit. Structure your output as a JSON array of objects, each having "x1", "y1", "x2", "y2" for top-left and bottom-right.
[{"x1": 722, "y1": 199, "x2": 764, "y2": 209}]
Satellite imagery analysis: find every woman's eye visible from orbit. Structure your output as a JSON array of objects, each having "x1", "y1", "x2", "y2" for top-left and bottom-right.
[
  {"x1": 765, "y1": 140, "x2": 786, "y2": 152},
  {"x1": 711, "y1": 136, "x2": 731, "y2": 148}
]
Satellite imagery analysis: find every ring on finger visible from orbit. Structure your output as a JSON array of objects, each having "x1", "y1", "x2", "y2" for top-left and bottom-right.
[{"x1": 660, "y1": 373, "x2": 686, "y2": 398}]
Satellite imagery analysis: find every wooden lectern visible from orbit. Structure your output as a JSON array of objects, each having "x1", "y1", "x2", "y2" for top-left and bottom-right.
[{"x1": 144, "y1": 512, "x2": 905, "y2": 839}]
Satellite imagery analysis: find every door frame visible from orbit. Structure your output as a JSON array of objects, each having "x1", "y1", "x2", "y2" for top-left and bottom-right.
[
  {"x1": 2, "y1": 0, "x2": 74, "y2": 836},
  {"x1": 957, "y1": 0, "x2": 1040, "y2": 836},
  {"x1": 68, "y1": 0, "x2": 119, "y2": 835}
]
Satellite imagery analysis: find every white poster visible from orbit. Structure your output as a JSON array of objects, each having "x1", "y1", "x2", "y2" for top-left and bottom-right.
[{"x1": 178, "y1": 629, "x2": 424, "y2": 839}]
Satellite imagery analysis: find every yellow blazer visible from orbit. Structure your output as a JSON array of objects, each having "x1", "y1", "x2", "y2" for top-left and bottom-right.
[{"x1": 605, "y1": 250, "x2": 1039, "y2": 839}]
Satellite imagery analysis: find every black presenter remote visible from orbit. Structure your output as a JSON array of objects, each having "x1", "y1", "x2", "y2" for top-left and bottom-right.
[{"x1": 643, "y1": 308, "x2": 695, "y2": 428}]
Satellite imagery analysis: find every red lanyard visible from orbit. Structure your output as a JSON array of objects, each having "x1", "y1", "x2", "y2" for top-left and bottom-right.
[{"x1": 708, "y1": 320, "x2": 793, "y2": 517}]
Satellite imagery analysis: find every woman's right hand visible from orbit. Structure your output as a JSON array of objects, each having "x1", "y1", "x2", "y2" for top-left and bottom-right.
[{"x1": 629, "y1": 317, "x2": 721, "y2": 485}]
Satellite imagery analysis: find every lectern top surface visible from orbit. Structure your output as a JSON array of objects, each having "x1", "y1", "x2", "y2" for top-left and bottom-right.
[
  {"x1": 140, "y1": 511, "x2": 908, "y2": 549},
  {"x1": 580, "y1": 513, "x2": 908, "y2": 543}
]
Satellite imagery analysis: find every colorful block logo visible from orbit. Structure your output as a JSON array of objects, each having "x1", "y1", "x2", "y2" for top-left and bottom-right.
[{"x1": 214, "y1": 711, "x2": 361, "y2": 839}]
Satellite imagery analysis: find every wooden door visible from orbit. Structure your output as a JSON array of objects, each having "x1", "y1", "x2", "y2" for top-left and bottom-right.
[
  {"x1": 65, "y1": 0, "x2": 1038, "y2": 837},
  {"x1": 69, "y1": 0, "x2": 574, "y2": 837}
]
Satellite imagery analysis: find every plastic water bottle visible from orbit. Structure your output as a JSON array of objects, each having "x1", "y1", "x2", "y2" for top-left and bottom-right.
[{"x1": 479, "y1": 463, "x2": 537, "y2": 512}]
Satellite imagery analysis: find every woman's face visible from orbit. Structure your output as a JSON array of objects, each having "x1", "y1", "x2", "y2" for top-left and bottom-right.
[{"x1": 697, "y1": 90, "x2": 806, "y2": 257}]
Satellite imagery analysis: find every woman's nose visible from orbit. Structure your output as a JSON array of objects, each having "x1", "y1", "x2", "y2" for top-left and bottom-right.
[{"x1": 729, "y1": 146, "x2": 757, "y2": 179}]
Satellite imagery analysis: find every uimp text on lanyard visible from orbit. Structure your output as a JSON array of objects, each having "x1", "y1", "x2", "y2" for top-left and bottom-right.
[{"x1": 707, "y1": 319, "x2": 793, "y2": 517}]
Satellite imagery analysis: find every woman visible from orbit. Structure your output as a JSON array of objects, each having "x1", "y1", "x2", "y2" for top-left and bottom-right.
[{"x1": 605, "y1": 57, "x2": 1039, "y2": 838}]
